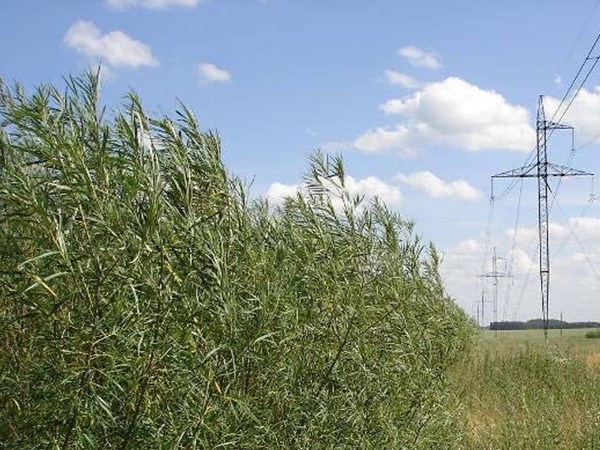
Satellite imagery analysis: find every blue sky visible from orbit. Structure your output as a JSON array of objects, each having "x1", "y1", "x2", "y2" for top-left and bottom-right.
[{"x1": 2, "y1": 0, "x2": 600, "y2": 323}]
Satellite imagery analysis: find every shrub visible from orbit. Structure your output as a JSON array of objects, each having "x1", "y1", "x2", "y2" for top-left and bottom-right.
[
  {"x1": 585, "y1": 329, "x2": 600, "y2": 339},
  {"x1": 0, "y1": 72, "x2": 474, "y2": 449}
]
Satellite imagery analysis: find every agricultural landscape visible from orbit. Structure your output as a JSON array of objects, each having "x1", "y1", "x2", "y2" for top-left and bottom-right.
[
  {"x1": 3, "y1": 1, "x2": 600, "y2": 449},
  {"x1": 2, "y1": 72, "x2": 600, "y2": 449}
]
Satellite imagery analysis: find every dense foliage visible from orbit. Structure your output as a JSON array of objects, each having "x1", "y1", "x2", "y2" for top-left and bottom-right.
[
  {"x1": 585, "y1": 329, "x2": 600, "y2": 339},
  {"x1": 0, "y1": 73, "x2": 473, "y2": 449}
]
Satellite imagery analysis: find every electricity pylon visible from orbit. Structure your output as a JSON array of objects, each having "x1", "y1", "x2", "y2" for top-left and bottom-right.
[
  {"x1": 492, "y1": 95, "x2": 592, "y2": 337},
  {"x1": 476, "y1": 288, "x2": 493, "y2": 329},
  {"x1": 478, "y1": 247, "x2": 509, "y2": 331}
]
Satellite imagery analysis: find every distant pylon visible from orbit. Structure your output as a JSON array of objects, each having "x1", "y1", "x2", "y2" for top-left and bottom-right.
[
  {"x1": 477, "y1": 288, "x2": 492, "y2": 328},
  {"x1": 478, "y1": 247, "x2": 510, "y2": 330},
  {"x1": 492, "y1": 95, "x2": 593, "y2": 338}
]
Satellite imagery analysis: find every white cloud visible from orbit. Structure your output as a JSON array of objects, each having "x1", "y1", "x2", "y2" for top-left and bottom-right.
[
  {"x1": 554, "y1": 74, "x2": 562, "y2": 85},
  {"x1": 105, "y1": 0, "x2": 201, "y2": 9},
  {"x1": 508, "y1": 248, "x2": 536, "y2": 273},
  {"x1": 397, "y1": 171, "x2": 482, "y2": 201},
  {"x1": 196, "y1": 63, "x2": 231, "y2": 83},
  {"x1": 353, "y1": 125, "x2": 415, "y2": 156},
  {"x1": 454, "y1": 239, "x2": 481, "y2": 254},
  {"x1": 503, "y1": 217, "x2": 600, "y2": 249},
  {"x1": 265, "y1": 182, "x2": 300, "y2": 203},
  {"x1": 64, "y1": 20, "x2": 158, "y2": 69},
  {"x1": 351, "y1": 77, "x2": 535, "y2": 155},
  {"x1": 345, "y1": 175, "x2": 403, "y2": 206},
  {"x1": 398, "y1": 46, "x2": 441, "y2": 69},
  {"x1": 384, "y1": 70, "x2": 421, "y2": 89},
  {"x1": 265, "y1": 175, "x2": 402, "y2": 208},
  {"x1": 545, "y1": 88, "x2": 600, "y2": 141},
  {"x1": 568, "y1": 216, "x2": 600, "y2": 237}
]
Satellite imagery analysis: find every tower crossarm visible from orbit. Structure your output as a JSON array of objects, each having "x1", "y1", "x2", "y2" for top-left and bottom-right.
[
  {"x1": 492, "y1": 163, "x2": 592, "y2": 179},
  {"x1": 478, "y1": 272, "x2": 509, "y2": 279},
  {"x1": 546, "y1": 122, "x2": 573, "y2": 130},
  {"x1": 546, "y1": 163, "x2": 593, "y2": 177},
  {"x1": 492, "y1": 164, "x2": 537, "y2": 179}
]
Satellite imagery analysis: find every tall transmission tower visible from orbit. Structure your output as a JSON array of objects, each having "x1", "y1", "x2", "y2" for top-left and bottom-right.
[
  {"x1": 492, "y1": 95, "x2": 593, "y2": 337},
  {"x1": 478, "y1": 247, "x2": 510, "y2": 330}
]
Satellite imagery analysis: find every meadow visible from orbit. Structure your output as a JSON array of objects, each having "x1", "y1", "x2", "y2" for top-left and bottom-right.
[{"x1": 455, "y1": 328, "x2": 600, "y2": 449}]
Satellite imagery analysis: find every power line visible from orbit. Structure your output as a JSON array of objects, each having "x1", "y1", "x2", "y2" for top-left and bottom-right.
[
  {"x1": 501, "y1": 179, "x2": 524, "y2": 321},
  {"x1": 551, "y1": 185, "x2": 597, "y2": 258},
  {"x1": 547, "y1": 33, "x2": 600, "y2": 130},
  {"x1": 513, "y1": 245, "x2": 539, "y2": 321},
  {"x1": 492, "y1": 96, "x2": 593, "y2": 338},
  {"x1": 493, "y1": 23, "x2": 600, "y2": 202},
  {"x1": 488, "y1": 20, "x2": 600, "y2": 336},
  {"x1": 555, "y1": 0, "x2": 600, "y2": 79},
  {"x1": 480, "y1": 14, "x2": 600, "y2": 328},
  {"x1": 552, "y1": 196, "x2": 600, "y2": 287}
]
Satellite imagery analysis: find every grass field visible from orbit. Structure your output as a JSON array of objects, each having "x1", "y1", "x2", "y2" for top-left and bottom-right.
[{"x1": 454, "y1": 328, "x2": 600, "y2": 449}]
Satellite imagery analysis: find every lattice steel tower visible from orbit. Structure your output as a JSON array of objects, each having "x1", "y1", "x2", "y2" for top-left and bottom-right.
[
  {"x1": 492, "y1": 95, "x2": 592, "y2": 337},
  {"x1": 478, "y1": 248, "x2": 509, "y2": 330}
]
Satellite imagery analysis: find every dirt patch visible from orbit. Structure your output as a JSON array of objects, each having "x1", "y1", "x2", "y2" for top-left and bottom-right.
[
  {"x1": 584, "y1": 352, "x2": 600, "y2": 369},
  {"x1": 463, "y1": 399, "x2": 501, "y2": 443}
]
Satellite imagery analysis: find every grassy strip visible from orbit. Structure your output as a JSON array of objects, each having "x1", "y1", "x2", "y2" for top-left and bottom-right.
[{"x1": 454, "y1": 331, "x2": 600, "y2": 449}]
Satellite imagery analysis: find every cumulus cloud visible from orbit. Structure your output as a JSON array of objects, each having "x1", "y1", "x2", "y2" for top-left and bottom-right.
[
  {"x1": 508, "y1": 248, "x2": 536, "y2": 273},
  {"x1": 196, "y1": 63, "x2": 231, "y2": 83},
  {"x1": 398, "y1": 46, "x2": 441, "y2": 69},
  {"x1": 64, "y1": 20, "x2": 159, "y2": 69},
  {"x1": 353, "y1": 125, "x2": 415, "y2": 156},
  {"x1": 568, "y1": 217, "x2": 600, "y2": 237},
  {"x1": 341, "y1": 77, "x2": 534, "y2": 156},
  {"x1": 344, "y1": 175, "x2": 403, "y2": 206},
  {"x1": 265, "y1": 182, "x2": 300, "y2": 203},
  {"x1": 384, "y1": 70, "x2": 421, "y2": 89},
  {"x1": 105, "y1": 0, "x2": 201, "y2": 9},
  {"x1": 545, "y1": 88, "x2": 600, "y2": 141},
  {"x1": 503, "y1": 217, "x2": 600, "y2": 249},
  {"x1": 397, "y1": 171, "x2": 482, "y2": 201},
  {"x1": 265, "y1": 175, "x2": 402, "y2": 208}
]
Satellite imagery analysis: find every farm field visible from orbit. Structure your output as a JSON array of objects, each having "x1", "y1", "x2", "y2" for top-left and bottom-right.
[
  {"x1": 454, "y1": 329, "x2": 600, "y2": 449},
  {"x1": 4, "y1": 2, "x2": 600, "y2": 448}
]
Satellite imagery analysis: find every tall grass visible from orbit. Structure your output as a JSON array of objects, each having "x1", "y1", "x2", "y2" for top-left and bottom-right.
[
  {"x1": 586, "y1": 329, "x2": 600, "y2": 339},
  {"x1": 0, "y1": 72, "x2": 474, "y2": 449},
  {"x1": 455, "y1": 333, "x2": 600, "y2": 449}
]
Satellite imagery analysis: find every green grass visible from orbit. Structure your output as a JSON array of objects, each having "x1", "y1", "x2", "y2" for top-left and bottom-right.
[
  {"x1": 586, "y1": 329, "x2": 600, "y2": 339},
  {"x1": 480, "y1": 328, "x2": 600, "y2": 352},
  {"x1": 454, "y1": 329, "x2": 600, "y2": 449}
]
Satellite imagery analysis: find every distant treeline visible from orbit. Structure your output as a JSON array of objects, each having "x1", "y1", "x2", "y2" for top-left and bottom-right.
[{"x1": 489, "y1": 319, "x2": 600, "y2": 330}]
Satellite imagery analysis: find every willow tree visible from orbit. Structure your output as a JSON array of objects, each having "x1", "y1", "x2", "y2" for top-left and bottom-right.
[{"x1": 0, "y1": 72, "x2": 474, "y2": 449}]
